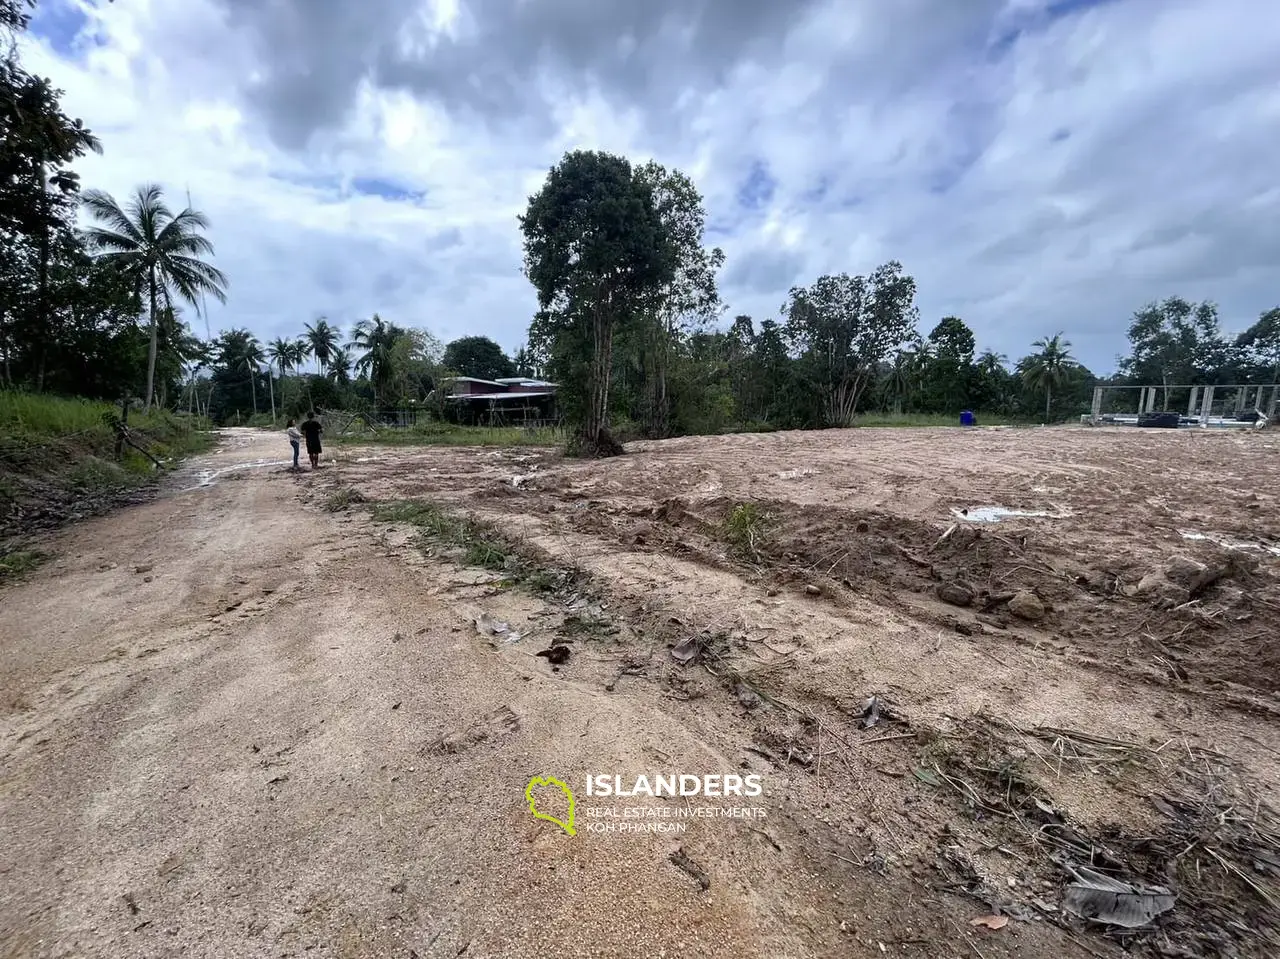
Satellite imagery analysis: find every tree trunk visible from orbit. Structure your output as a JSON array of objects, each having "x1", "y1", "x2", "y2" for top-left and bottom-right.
[
  {"x1": 249, "y1": 368, "x2": 258, "y2": 415},
  {"x1": 268, "y1": 371, "x2": 276, "y2": 421},
  {"x1": 144, "y1": 267, "x2": 159, "y2": 409},
  {"x1": 1045, "y1": 385, "x2": 1052, "y2": 422},
  {"x1": 583, "y1": 305, "x2": 619, "y2": 455},
  {"x1": 35, "y1": 162, "x2": 50, "y2": 392}
]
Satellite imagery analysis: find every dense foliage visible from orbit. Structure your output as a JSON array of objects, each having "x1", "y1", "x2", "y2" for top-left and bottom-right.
[{"x1": 3, "y1": 4, "x2": 1278, "y2": 438}]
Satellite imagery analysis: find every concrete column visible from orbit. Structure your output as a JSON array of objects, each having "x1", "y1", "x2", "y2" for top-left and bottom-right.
[
  {"x1": 1200, "y1": 385, "x2": 1216, "y2": 426},
  {"x1": 1187, "y1": 386, "x2": 1200, "y2": 417},
  {"x1": 1090, "y1": 387, "x2": 1103, "y2": 425},
  {"x1": 1267, "y1": 386, "x2": 1278, "y2": 421},
  {"x1": 1138, "y1": 387, "x2": 1148, "y2": 414},
  {"x1": 1148, "y1": 388, "x2": 1158, "y2": 413}
]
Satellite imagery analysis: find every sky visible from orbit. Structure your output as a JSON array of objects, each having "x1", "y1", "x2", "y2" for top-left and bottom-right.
[{"x1": 20, "y1": 0, "x2": 1280, "y2": 374}]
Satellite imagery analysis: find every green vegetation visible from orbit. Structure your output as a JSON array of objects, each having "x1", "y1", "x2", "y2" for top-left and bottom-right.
[
  {"x1": 0, "y1": 392, "x2": 212, "y2": 525},
  {"x1": 334, "y1": 423, "x2": 564, "y2": 447},
  {"x1": 5, "y1": 0, "x2": 1278, "y2": 453},
  {"x1": 371, "y1": 500, "x2": 513, "y2": 570},
  {"x1": 721, "y1": 503, "x2": 771, "y2": 562},
  {"x1": 323, "y1": 486, "x2": 366, "y2": 512},
  {"x1": 0, "y1": 546, "x2": 47, "y2": 584}
]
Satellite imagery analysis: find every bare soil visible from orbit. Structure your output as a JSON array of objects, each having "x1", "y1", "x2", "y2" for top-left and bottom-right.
[{"x1": 3, "y1": 425, "x2": 1278, "y2": 958}]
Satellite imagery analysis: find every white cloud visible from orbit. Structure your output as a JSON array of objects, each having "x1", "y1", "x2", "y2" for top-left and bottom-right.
[{"x1": 20, "y1": 0, "x2": 1280, "y2": 370}]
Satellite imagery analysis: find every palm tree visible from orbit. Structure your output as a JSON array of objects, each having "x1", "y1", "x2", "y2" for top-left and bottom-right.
[
  {"x1": 242, "y1": 337, "x2": 265, "y2": 415},
  {"x1": 1019, "y1": 333, "x2": 1076, "y2": 422},
  {"x1": 327, "y1": 347, "x2": 352, "y2": 386},
  {"x1": 305, "y1": 318, "x2": 339, "y2": 374},
  {"x1": 266, "y1": 336, "x2": 295, "y2": 382},
  {"x1": 350, "y1": 314, "x2": 405, "y2": 405},
  {"x1": 81, "y1": 184, "x2": 228, "y2": 409}
]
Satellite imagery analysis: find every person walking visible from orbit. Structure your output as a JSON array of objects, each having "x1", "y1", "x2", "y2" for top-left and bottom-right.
[
  {"x1": 299, "y1": 411, "x2": 323, "y2": 469},
  {"x1": 285, "y1": 418, "x2": 302, "y2": 470}
]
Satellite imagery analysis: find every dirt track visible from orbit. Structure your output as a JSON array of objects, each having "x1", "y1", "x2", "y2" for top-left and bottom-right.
[{"x1": 2, "y1": 425, "x2": 1279, "y2": 958}]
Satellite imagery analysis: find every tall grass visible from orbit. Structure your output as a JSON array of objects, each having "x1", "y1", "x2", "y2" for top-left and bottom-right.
[{"x1": 1, "y1": 392, "x2": 213, "y2": 522}]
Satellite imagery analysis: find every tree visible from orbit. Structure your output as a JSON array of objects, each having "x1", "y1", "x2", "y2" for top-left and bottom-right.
[
  {"x1": 629, "y1": 161, "x2": 724, "y2": 437},
  {"x1": 2, "y1": 1, "x2": 103, "y2": 390},
  {"x1": 520, "y1": 150, "x2": 676, "y2": 455},
  {"x1": 1019, "y1": 333, "x2": 1076, "y2": 422},
  {"x1": 442, "y1": 335, "x2": 516, "y2": 380},
  {"x1": 266, "y1": 336, "x2": 295, "y2": 381},
  {"x1": 209, "y1": 328, "x2": 262, "y2": 423},
  {"x1": 304, "y1": 318, "x2": 339, "y2": 374},
  {"x1": 1236, "y1": 307, "x2": 1280, "y2": 382},
  {"x1": 924, "y1": 316, "x2": 976, "y2": 412},
  {"x1": 783, "y1": 262, "x2": 919, "y2": 426},
  {"x1": 327, "y1": 346, "x2": 352, "y2": 386},
  {"x1": 349, "y1": 315, "x2": 439, "y2": 405},
  {"x1": 81, "y1": 184, "x2": 228, "y2": 409}
]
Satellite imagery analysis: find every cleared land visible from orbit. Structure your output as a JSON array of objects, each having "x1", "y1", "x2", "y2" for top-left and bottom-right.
[{"x1": 2, "y1": 425, "x2": 1278, "y2": 958}]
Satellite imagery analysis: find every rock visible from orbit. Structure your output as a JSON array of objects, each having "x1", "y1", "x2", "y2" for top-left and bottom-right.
[
  {"x1": 143, "y1": 575, "x2": 153, "y2": 583},
  {"x1": 936, "y1": 582, "x2": 975, "y2": 608},
  {"x1": 735, "y1": 682, "x2": 762, "y2": 710},
  {"x1": 804, "y1": 584, "x2": 822, "y2": 596},
  {"x1": 1165, "y1": 555, "x2": 1208, "y2": 587},
  {"x1": 1008, "y1": 590, "x2": 1046, "y2": 621},
  {"x1": 134, "y1": 564, "x2": 153, "y2": 574},
  {"x1": 1135, "y1": 572, "x2": 1168, "y2": 596}
]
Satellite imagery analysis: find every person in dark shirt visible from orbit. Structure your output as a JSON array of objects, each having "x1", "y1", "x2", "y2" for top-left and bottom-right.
[{"x1": 299, "y1": 411, "x2": 323, "y2": 469}]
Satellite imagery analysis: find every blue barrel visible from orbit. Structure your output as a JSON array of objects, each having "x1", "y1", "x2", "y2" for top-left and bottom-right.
[{"x1": 959, "y1": 410, "x2": 975, "y2": 427}]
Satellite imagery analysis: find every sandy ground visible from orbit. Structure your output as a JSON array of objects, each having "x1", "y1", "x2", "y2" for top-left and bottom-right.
[{"x1": 2, "y1": 425, "x2": 1278, "y2": 958}]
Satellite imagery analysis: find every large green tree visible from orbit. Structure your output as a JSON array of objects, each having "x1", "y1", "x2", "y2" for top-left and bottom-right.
[
  {"x1": 520, "y1": 150, "x2": 676, "y2": 455},
  {"x1": 783, "y1": 262, "x2": 919, "y2": 426},
  {"x1": 1235, "y1": 307, "x2": 1280, "y2": 382},
  {"x1": 629, "y1": 161, "x2": 723, "y2": 437},
  {"x1": 81, "y1": 184, "x2": 228, "y2": 409},
  {"x1": 442, "y1": 335, "x2": 516, "y2": 380}
]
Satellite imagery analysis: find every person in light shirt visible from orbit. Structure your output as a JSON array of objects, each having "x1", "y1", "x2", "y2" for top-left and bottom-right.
[{"x1": 285, "y1": 418, "x2": 301, "y2": 471}]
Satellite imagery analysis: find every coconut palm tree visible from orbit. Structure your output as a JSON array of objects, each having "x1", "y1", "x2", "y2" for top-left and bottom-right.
[
  {"x1": 327, "y1": 347, "x2": 352, "y2": 386},
  {"x1": 81, "y1": 184, "x2": 228, "y2": 409},
  {"x1": 1019, "y1": 333, "x2": 1076, "y2": 422},
  {"x1": 241, "y1": 337, "x2": 265, "y2": 416},
  {"x1": 305, "y1": 318, "x2": 339, "y2": 374},
  {"x1": 349, "y1": 314, "x2": 404, "y2": 405},
  {"x1": 266, "y1": 336, "x2": 295, "y2": 382}
]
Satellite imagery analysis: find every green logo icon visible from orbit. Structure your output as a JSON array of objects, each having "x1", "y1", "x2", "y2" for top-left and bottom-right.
[{"x1": 526, "y1": 775, "x2": 576, "y2": 836}]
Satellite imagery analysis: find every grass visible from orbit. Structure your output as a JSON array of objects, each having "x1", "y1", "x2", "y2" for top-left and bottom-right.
[
  {"x1": 323, "y1": 486, "x2": 367, "y2": 512},
  {"x1": 0, "y1": 391, "x2": 214, "y2": 529},
  {"x1": 333, "y1": 422, "x2": 565, "y2": 448},
  {"x1": 721, "y1": 502, "x2": 772, "y2": 562},
  {"x1": 369, "y1": 498, "x2": 592, "y2": 597},
  {"x1": 0, "y1": 547, "x2": 48, "y2": 584},
  {"x1": 370, "y1": 499, "x2": 515, "y2": 570}
]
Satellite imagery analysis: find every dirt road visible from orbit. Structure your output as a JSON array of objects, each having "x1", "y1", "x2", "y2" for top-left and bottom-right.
[{"x1": 2, "y1": 426, "x2": 1278, "y2": 958}]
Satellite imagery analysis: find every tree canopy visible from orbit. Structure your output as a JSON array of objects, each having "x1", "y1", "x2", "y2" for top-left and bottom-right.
[{"x1": 442, "y1": 336, "x2": 516, "y2": 381}]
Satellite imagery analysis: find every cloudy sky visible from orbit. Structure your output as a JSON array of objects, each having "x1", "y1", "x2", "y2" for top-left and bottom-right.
[{"x1": 21, "y1": 0, "x2": 1280, "y2": 372}]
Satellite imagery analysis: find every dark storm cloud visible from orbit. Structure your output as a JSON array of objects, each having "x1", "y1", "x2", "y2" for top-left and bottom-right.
[
  {"x1": 213, "y1": 0, "x2": 1012, "y2": 148},
  {"x1": 215, "y1": 0, "x2": 422, "y2": 148}
]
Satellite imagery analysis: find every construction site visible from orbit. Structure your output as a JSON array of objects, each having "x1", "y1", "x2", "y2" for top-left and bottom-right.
[{"x1": 2, "y1": 421, "x2": 1278, "y2": 958}]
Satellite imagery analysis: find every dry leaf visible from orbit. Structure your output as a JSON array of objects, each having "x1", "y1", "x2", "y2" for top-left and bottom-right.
[{"x1": 969, "y1": 915, "x2": 1009, "y2": 930}]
